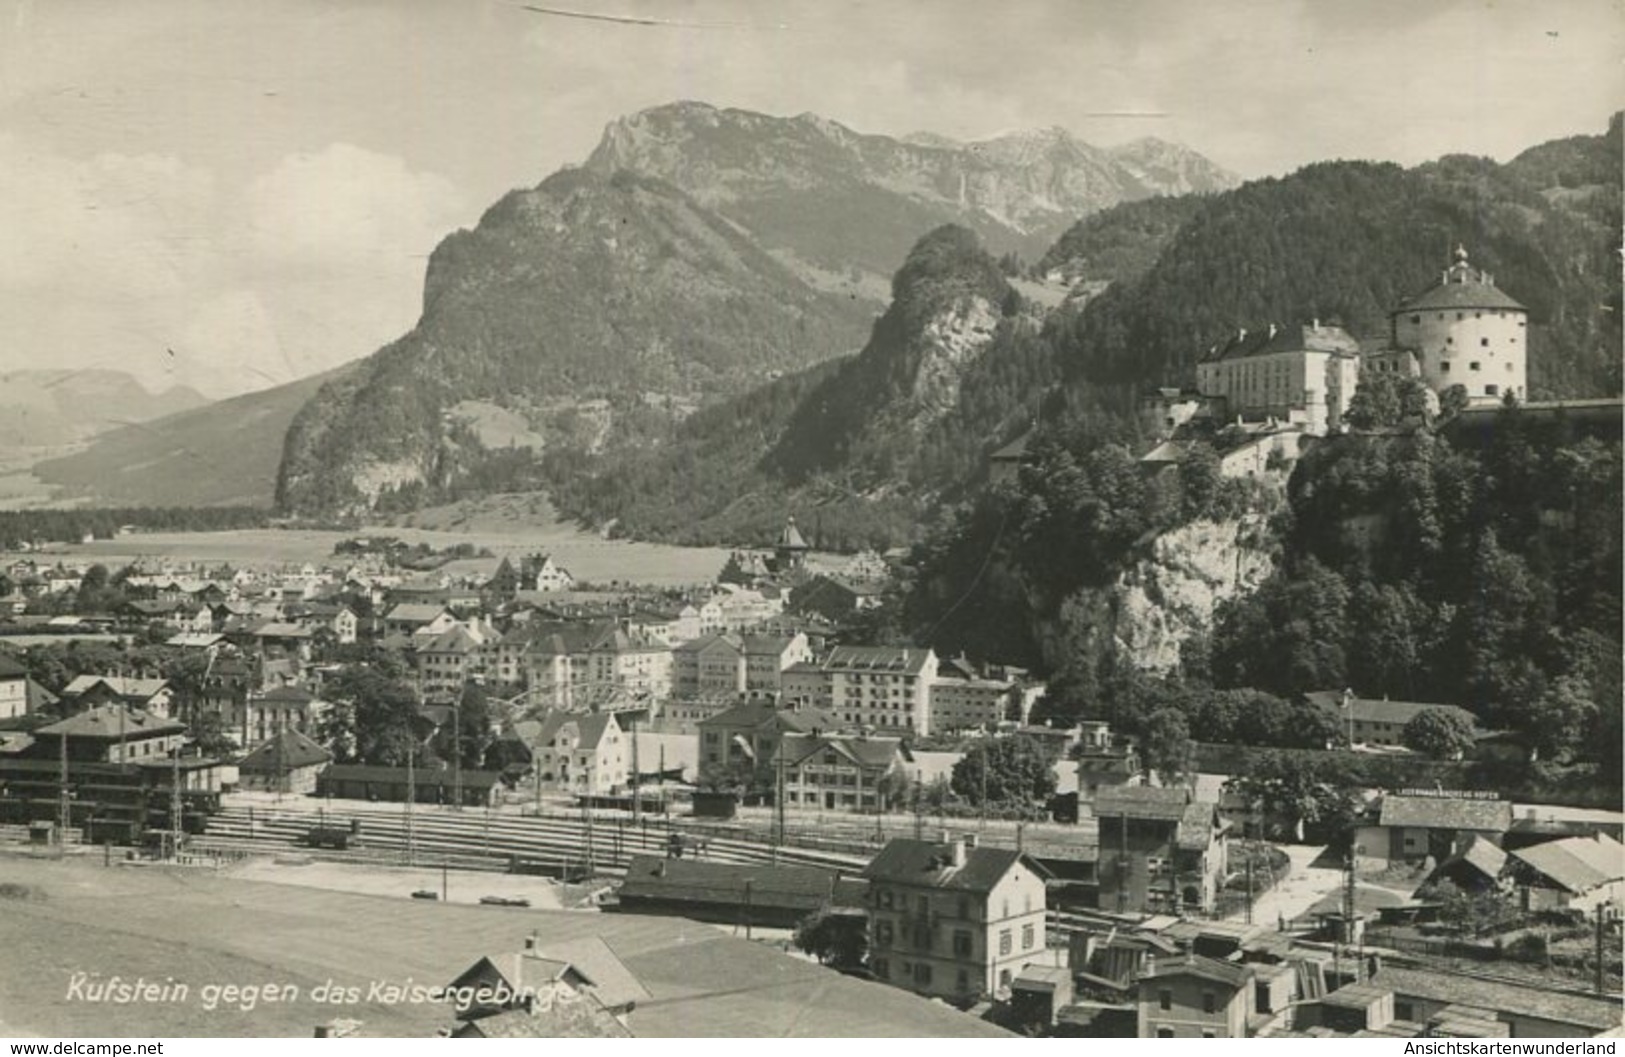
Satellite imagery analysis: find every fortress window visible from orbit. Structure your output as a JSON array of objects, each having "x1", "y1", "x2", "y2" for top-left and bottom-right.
[
  {"x1": 1470, "y1": 362, "x2": 1481, "y2": 371},
  {"x1": 1441, "y1": 362, "x2": 1451, "y2": 373},
  {"x1": 1446, "y1": 337, "x2": 1454, "y2": 345},
  {"x1": 1481, "y1": 337, "x2": 1490, "y2": 346}
]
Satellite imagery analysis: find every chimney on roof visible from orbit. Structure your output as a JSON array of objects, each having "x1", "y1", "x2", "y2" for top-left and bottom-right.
[
  {"x1": 1312, "y1": 317, "x2": 1320, "y2": 329},
  {"x1": 950, "y1": 837, "x2": 967, "y2": 869},
  {"x1": 1268, "y1": 323, "x2": 1277, "y2": 339},
  {"x1": 964, "y1": 833, "x2": 979, "y2": 849},
  {"x1": 1237, "y1": 328, "x2": 1247, "y2": 343}
]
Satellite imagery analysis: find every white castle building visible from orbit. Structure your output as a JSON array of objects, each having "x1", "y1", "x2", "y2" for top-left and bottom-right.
[{"x1": 1370, "y1": 245, "x2": 1529, "y2": 406}]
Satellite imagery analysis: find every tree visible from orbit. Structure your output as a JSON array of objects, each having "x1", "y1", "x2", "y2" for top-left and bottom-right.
[
  {"x1": 1141, "y1": 707, "x2": 1193, "y2": 780},
  {"x1": 188, "y1": 710, "x2": 237, "y2": 759},
  {"x1": 950, "y1": 736, "x2": 1056, "y2": 807},
  {"x1": 1402, "y1": 708, "x2": 1477, "y2": 760},
  {"x1": 793, "y1": 907, "x2": 868, "y2": 969},
  {"x1": 1227, "y1": 750, "x2": 1360, "y2": 845},
  {"x1": 321, "y1": 664, "x2": 421, "y2": 766}
]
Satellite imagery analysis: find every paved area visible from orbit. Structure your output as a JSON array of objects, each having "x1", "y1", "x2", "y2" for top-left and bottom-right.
[
  {"x1": 224, "y1": 857, "x2": 571, "y2": 909},
  {"x1": 1227, "y1": 844, "x2": 1339, "y2": 926}
]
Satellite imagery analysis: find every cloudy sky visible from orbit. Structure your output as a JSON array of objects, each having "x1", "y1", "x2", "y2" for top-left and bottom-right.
[{"x1": 1, "y1": 0, "x2": 1618, "y2": 397}]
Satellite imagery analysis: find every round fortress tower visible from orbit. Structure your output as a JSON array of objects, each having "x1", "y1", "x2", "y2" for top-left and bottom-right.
[{"x1": 1390, "y1": 246, "x2": 1527, "y2": 406}]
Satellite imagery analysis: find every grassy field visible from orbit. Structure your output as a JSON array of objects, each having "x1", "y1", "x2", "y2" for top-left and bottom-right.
[{"x1": 0, "y1": 853, "x2": 1006, "y2": 1038}]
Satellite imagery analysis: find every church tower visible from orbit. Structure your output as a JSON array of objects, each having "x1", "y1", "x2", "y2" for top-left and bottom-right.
[{"x1": 1389, "y1": 245, "x2": 1528, "y2": 406}]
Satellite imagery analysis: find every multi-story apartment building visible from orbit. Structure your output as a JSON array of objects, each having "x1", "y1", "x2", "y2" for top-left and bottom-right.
[
  {"x1": 1137, "y1": 955, "x2": 1255, "y2": 1039},
  {"x1": 863, "y1": 835, "x2": 1052, "y2": 1004},
  {"x1": 1094, "y1": 786, "x2": 1229, "y2": 915},
  {"x1": 822, "y1": 646, "x2": 939, "y2": 735}
]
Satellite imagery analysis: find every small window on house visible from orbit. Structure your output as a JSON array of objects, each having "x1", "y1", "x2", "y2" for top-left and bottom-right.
[
  {"x1": 1202, "y1": 1031, "x2": 1217, "y2": 1039},
  {"x1": 1157, "y1": 1028, "x2": 1175, "y2": 1039},
  {"x1": 1022, "y1": 924, "x2": 1035, "y2": 949},
  {"x1": 1410, "y1": 315, "x2": 1420, "y2": 325},
  {"x1": 1470, "y1": 362, "x2": 1481, "y2": 371},
  {"x1": 1486, "y1": 384, "x2": 1500, "y2": 397},
  {"x1": 1481, "y1": 337, "x2": 1490, "y2": 346},
  {"x1": 999, "y1": 929, "x2": 1012, "y2": 956},
  {"x1": 1159, "y1": 989, "x2": 1172, "y2": 1012},
  {"x1": 1441, "y1": 362, "x2": 1451, "y2": 373}
]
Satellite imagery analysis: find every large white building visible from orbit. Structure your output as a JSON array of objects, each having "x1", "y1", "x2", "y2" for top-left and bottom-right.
[
  {"x1": 1385, "y1": 246, "x2": 1528, "y2": 406},
  {"x1": 1194, "y1": 321, "x2": 1362, "y2": 435}
]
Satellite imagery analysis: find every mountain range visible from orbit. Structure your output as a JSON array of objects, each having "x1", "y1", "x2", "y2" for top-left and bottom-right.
[
  {"x1": 0, "y1": 370, "x2": 207, "y2": 449},
  {"x1": 16, "y1": 105, "x2": 1619, "y2": 527}
]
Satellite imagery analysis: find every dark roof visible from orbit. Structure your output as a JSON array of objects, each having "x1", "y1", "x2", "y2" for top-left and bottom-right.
[
  {"x1": 1378, "y1": 795, "x2": 1512, "y2": 833},
  {"x1": 774, "y1": 733, "x2": 903, "y2": 770},
  {"x1": 862, "y1": 837, "x2": 1051, "y2": 892},
  {"x1": 1095, "y1": 785, "x2": 1192, "y2": 822},
  {"x1": 1139, "y1": 953, "x2": 1253, "y2": 989},
  {"x1": 822, "y1": 646, "x2": 933, "y2": 676},
  {"x1": 0, "y1": 653, "x2": 26, "y2": 679},
  {"x1": 238, "y1": 728, "x2": 332, "y2": 773},
  {"x1": 530, "y1": 711, "x2": 617, "y2": 752},
  {"x1": 1511, "y1": 834, "x2": 1624, "y2": 893},
  {"x1": 1395, "y1": 250, "x2": 1527, "y2": 313},
  {"x1": 1198, "y1": 321, "x2": 1359, "y2": 364},
  {"x1": 1431, "y1": 834, "x2": 1508, "y2": 883},
  {"x1": 1304, "y1": 691, "x2": 1477, "y2": 729},
  {"x1": 618, "y1": 855, "x2": 838, "y2": 912},
  {"x1": 35, "y1": 704, "x2": 185, "y2": 740},
  {"x1": 322, "y1": 764, "x2": 502, "y2": 789},
  {"x1": 1371, "y1": 967, "x2": 1621, "y2": 1031}
]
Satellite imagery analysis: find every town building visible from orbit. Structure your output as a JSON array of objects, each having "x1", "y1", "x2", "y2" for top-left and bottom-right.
[
  {"x1": 316, "y1": 764, "x2": 501, "y2": 807},
  {"x1": 820, "y1": 645, "x2": 940, "y2": 735},
  {"x1": 236, "y1": 727, "x2": 331, "y2": 794},
  {"x1": 33, "y1": 704, "x2": 186, "y2": 764},
  {"x1": 770, "y1": 732, "x2": 907, "y2": 812},
  {"x1": 1194, "y1": 321, "x2": 1362, "y2": 435},
  {"x1": 1305, "y1": 690, "x2": 1478, "y2": 749},
  {"x1": 862, "y1": 835, "x2": 1052, "y2": 1004},
  {"x1": 524, "y1": 711, "x2": 627, "y2": 795},
  {"x1": 1384, "y1": 246, "x2": 1528, "y2": 406},
  {"x1": 1354, "y1": 794, "x2": 1513, "y2": 866},
  {"x1": 0, "y1": 654, "x2": 31, "y2": 721},
  {"x1": 416, "y1": 625, "x2": 486, "y2": 698},
  {"x1": 1137, "y1": 953, "x2": 1255, "y2": 1039},
  {"x1": 58, "y1": 675, "x2": 173, "y2": 719},
  {"x1": 697, "y1": 701, "x2": 838, "y2": 784},
  {"x1": 927, "y1": 659, "x2": 1020, "y2": 731},
  {"x1": 613, "y1": 855, "x2": 851, "y2": 928},
  {"x1": 1094, "y1": 786, "x2": 1229, "y2": 914},
  {"x1": 1507, "y1": 833, "x2": 1624, "y2": 916}
]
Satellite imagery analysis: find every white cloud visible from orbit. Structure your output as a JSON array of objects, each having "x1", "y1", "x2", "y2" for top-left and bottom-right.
[
  {"x1": 0, "y1": 134, "x2": 467, "y2": 398},
  {"x1": 246, "y1": 143, "x2": 464, "y2": 273}
]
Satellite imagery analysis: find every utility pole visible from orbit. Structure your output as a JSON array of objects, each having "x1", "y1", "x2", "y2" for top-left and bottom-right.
[
  {"x1": 1117, "y1": 811, "x2": 1129, "y2": 915},
  {"x1": 452, "y1": 691, "x2": 462, "y2": 811},
  {"x1": 629, "y1": 712, "x2": 641, "y2": 824},
  {"x1": 773, "y1": 742, "x2": 786, "y2": 865},
  {"x1": 1245, "y1": 838, "x2": 1255, "y2": 925},
  {"x1": 405, "y1": 741, "x2": 417, "y2": 867},
  {"x1": 57, "y1": 727, "x2": 70, "y2": 857},
  {"x1": 1596, "y1": 906, "x2": 1607, "y2": 995},
  {"x1": 170, "y1": 738, "x2": 184, "y2": 860}
]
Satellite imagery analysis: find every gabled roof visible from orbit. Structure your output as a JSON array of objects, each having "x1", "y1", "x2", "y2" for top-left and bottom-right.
[
  {"x1": 862, "y1": 837, "x2": 1051, "y2": 892},
  {"x1": 777, "y1": 517, "x2": 809, "y2": 552},
  {"x1": 672, "y1": 632, "x2": 742, "y2": 656},
  {"x1": 238, "y1": 728, "x2": 332, "y2": 772},
  {"x1": 1434, "y1": 834, "x2": 1509, "y2": 882},
  {"x1": 1139, "y1": 952, "x2": 1253, "y2": 989},
  {"x1": 1511, "y1": 834, "x2": 1625, "y2": 894},
  {"x1": 1304, "y1": 691, "x2": 1477, "y2": 730},
  {"x1": 420, "y1": 625, "x2": 482, "y2": 654},
  {"x1": 538, "y1": 935, "x2": 652, "y2": 1011},
  {"x1": 1198, "y1": 321, "x2": 1360, "y2": 364},
  {"x1": 0, "y1": 654, "x2": 27, "y2": 679},
  {"x1": 773, "y1": 733, "x2": 903, "y2": 770},
  {"x1": 618, "y1": 854, "x2": 838, "y2": 911},
  {"x1": 1096, "y1": 785, "x2": 1192, "y2": 822},
  {"x1": 1371, "y1": 967, "x2": 1622, "y2": 1032},
  {"x1": 530, "y1": 711, "x2": 618, "y2": 752},
  {"x1": 1378, "y1": 796, "x2": 1511, "y2": 833},
  {"x1": 36, "y1": 704, "x2": 184, "y2": 740},
  {"x1": 61, "y1": 675, "x2": 170, "y2": 700},
  {"x1": 384, "y1": 603, "x2": 450, "y2": 623}
]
